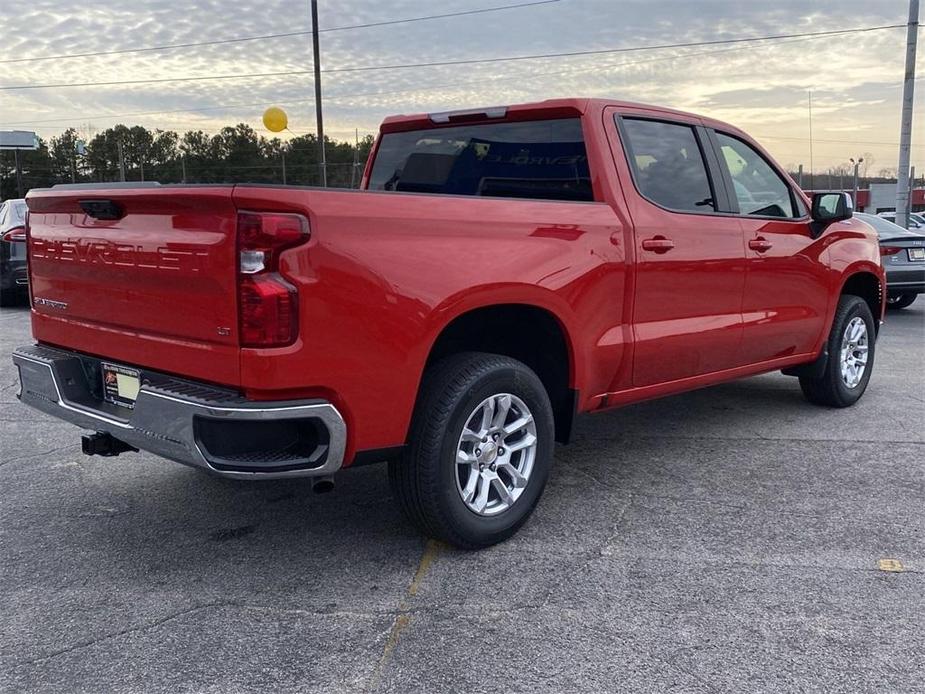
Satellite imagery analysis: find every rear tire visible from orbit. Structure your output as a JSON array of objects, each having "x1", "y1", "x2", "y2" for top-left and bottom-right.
[
  {"x1": 886, "y1": 292, "x2": 917, "y2": 310},
  {"x1": 799, "y1": 295, "x2": 875, "y2": 408},
  {"x1": 389, "y1": 352, "x2": 555, "y2": 549}
]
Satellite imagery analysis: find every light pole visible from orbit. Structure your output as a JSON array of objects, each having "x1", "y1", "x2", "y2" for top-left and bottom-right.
[
  {"x1": 850, "y1": 157, "x2": 863, "y2": 209},
  {"x1": 310, "y1": 0, "x2": 327, "y2": 187},
  {"x1": 895, "y1": 0, "x2": 919, "y2": 228},
  {"x1": 808, "y1": 90, "x2": 814, "y2": 190}
]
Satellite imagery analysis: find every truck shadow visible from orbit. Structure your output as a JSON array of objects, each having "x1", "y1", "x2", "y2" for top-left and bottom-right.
[
  {"x1": 44, "y1": 374, "x2": 809, "y2": 565},
  {"x1": 5, "y1": 359, "x2": 908, "y2": 666}
]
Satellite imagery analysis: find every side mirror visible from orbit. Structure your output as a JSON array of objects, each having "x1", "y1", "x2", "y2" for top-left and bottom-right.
[
  {"x1": 1, "y1": 225, "x2": 26, "y2": 243},
  {"x1": 809, "y1": 192, "x2": 853, "y2": 239},
  {"x1": 811, "y1": 192, "x2": 853, "y2": 224}
]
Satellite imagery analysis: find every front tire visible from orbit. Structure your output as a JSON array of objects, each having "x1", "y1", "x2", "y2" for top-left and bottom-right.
[
  {"x1": 389, "y1": 352, "x2": 555, "y2": 549},
  {"x1": 799, "y1": 295, "x2": 876, "y2": 407},
  {"x1": 886, "y1": 292, "x2": 917, "y2": 310}
]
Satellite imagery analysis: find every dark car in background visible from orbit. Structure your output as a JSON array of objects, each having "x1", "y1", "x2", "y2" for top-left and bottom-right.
[
  {"x1": 0, "y1": 199, "x2": 28, "y2": 307},
  {"x1": 857, "y1": 212, "x2": 925, "y2": 310}
]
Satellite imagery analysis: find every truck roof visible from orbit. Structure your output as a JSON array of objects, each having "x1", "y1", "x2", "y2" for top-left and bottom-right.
[{"x1": 379, "y1": 97, "x2": 745, "y2": 137}]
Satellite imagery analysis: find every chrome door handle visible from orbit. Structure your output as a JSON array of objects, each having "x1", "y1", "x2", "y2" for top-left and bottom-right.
[
  {"x1": 749, "y1": 237, "x2": 773, "y2": 252},
  {"x1": 641, "y1": 236, "x2": 675, "y2": 253}
]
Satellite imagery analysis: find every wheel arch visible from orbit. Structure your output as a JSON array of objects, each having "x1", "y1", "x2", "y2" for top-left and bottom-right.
[
  {"x1": 421, "y1": 297, "x2": 579, "y2": 443},
  {"x1": 838, "y1": 267, "x2": 884, "y2": 332}
]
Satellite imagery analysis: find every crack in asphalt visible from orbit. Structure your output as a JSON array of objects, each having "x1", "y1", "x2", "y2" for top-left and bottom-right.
[
  {"x1": 365, "y1": 539, "x2": 443, "y2": 692},
  {"x1": 1, "y1": 444, "x2": 78, "y2": 467},
  {"x1": 10, "y1": 602, "x2": 229, "y2": 667}
]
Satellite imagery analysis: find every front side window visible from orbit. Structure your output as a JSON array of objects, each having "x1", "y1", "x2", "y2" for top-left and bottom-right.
[
  {"x1": 716, "y1": 133, "x2": 797, "y2": 218},
  {"x1": 620, "y1": 118, "x2": 715, "y2": 212},
  {"x1": 367, "y1": 118, "x2": 592, "y2": 201}
]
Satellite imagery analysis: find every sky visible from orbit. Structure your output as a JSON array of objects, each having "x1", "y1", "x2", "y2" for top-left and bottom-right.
[{"x1": 0, "y1": 0, "x2": 921, "y2": 176}]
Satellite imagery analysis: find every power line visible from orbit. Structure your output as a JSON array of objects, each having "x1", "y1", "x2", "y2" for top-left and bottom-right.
[
  {"x1": 0, "y1": 0, "x2": 561, "y2": 65},
  {"x1": 757, "y1": 134, "x2": 918, "y2": 147},
  {"x1": 0, "y1": 23, "x2": 905, "y2": 91},
  {"x1": 5, "y1": 35, "x2": 918, "y2": 145},
  {"x1": 0, "y1": 33, "x2": 854, "y2": 125},
  {"x1": 324, "y1": 24, "x2": 907, "y2": 73}
]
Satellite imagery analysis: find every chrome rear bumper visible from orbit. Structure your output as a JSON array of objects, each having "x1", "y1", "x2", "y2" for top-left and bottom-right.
[{"x1": 12, "y1": 344, "x2": 346, "y2": 479}]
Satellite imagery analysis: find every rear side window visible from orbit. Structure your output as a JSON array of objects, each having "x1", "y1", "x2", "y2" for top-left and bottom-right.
[
  {"x1": 620, "y1": 118, "x2": 715, "y2": 212},
  {"x1": 716, "y1": 133, "x2": 797, "y2": 218},
  {"x1": 367, "y1": 118, "x2": 593, "y2": 201}
]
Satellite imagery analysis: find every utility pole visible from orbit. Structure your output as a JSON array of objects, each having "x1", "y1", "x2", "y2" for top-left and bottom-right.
[
  {"x1": 798, "y1": 164, "x2": 803, "y2": 188},
  {"x1": 311, "y1": 0, "x2": 327, "y2": 187},
  {"x1": 181, "y1": 155, "x2": 187, "y2": 183},
  {"x1": 281, "y1": 151, "x2": 287, "y2": 185},
  {"x1": 117, "y1": 140, "x2": 126, "y2": 182},
  {"x1": 13, "y1": 149, "x2": 24, "y2": 197},
  {"x1": 850, "y1": 157, "x2": 863, "y2": 208},
  {"x1": 896, "y1": 0, "x2": 919, "y2": 228},
  {"x1": 350, "y1": 128, "x2": 359, "y2": 189}
]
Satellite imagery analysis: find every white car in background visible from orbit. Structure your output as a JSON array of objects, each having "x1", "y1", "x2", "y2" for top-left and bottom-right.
[{"x1": 877, "y1": 211, "x2": 925, "y2": 229}]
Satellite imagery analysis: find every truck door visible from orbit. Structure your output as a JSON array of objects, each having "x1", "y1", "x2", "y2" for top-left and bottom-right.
[
  {"x1": 708, "y1": 130, "x2": 829, "y2": 364},
  {"x1": 608, "y1": 111, "x2": 746, "y2": 387}
]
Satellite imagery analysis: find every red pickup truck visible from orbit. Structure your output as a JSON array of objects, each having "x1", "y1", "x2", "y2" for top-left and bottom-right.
[{"x1": 13, "y1": 98, "x2": 884, "y2": 548}]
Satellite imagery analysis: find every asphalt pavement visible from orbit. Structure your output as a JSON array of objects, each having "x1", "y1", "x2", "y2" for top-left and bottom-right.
[{"x1": 1, "y1": 301, "x2": 923, "y2": 693}]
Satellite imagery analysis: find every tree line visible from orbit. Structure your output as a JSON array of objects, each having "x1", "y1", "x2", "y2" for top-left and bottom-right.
[
  {"x1": 1, "y1": 123, "x2": 908, "y2": 201},
  {"x1": 0, "y1": 124, "x2": 376, "y2": 200}
]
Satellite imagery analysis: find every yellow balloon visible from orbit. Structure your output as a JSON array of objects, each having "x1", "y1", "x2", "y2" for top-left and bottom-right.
[{"x1": 263, "y1": 107, "x2": 288, "y2": 133}]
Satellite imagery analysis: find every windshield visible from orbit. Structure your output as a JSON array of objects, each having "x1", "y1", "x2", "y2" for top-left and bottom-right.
[
  {"x1": 0, "y1": 200, "x2": 26, "y2": 231},
  {"x1": 856, "y1": 213, "x2": 924, "y2": 238}
]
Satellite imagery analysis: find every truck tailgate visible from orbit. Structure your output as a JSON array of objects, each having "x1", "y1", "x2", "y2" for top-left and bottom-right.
[{"x1": 25, "y1": 186, "x2": 242, "y2": 385}]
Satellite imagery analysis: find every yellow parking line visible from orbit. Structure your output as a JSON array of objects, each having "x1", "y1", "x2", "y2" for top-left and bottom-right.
[
  {"x1": 369, "y1": 539, "x2": 443, "y2": 689},
  {"x1": 878, "y1": 558, "x2": 905, "y2": 572}
]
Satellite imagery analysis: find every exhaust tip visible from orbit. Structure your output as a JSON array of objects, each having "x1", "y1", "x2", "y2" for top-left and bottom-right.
[{"x1": 312, "y1": 475, "x2": 335, "y2": 494}]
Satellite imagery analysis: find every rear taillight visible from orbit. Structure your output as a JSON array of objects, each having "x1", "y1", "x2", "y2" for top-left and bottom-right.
[
  {"x1": 880, "y1": 246, "x2": 903, "y2": 256},
  {"x1": 237, "y1": 211, "x2": 309, "y2": 347},
  {"x1": 1, "y1": 226, "x2": 26, "y2": 243}
]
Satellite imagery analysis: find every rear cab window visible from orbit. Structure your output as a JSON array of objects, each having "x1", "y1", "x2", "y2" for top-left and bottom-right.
[
  {"x1": 618, "y1": 117, "x2": 716, "y2": 213},
  {"x1": 367, "y1": 118, "x2": 593, "y2": 202}
]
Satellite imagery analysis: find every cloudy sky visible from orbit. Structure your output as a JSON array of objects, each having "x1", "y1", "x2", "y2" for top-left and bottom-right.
[{"x1": 0, "y1": 0, "x2": 920, "y2": 174}]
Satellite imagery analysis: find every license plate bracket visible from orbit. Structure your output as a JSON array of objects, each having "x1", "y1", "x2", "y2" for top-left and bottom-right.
[
  {"x1": 101, "y1": 362, "x2": 141, "y2": 409},
  {"x1": 908, "y1": 247, "x2": 925, "y2": 262}
]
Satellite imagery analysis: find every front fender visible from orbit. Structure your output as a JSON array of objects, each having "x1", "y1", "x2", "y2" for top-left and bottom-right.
[{"x1": 816, "y1": 219, "x2": 885, "y2": 347}]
